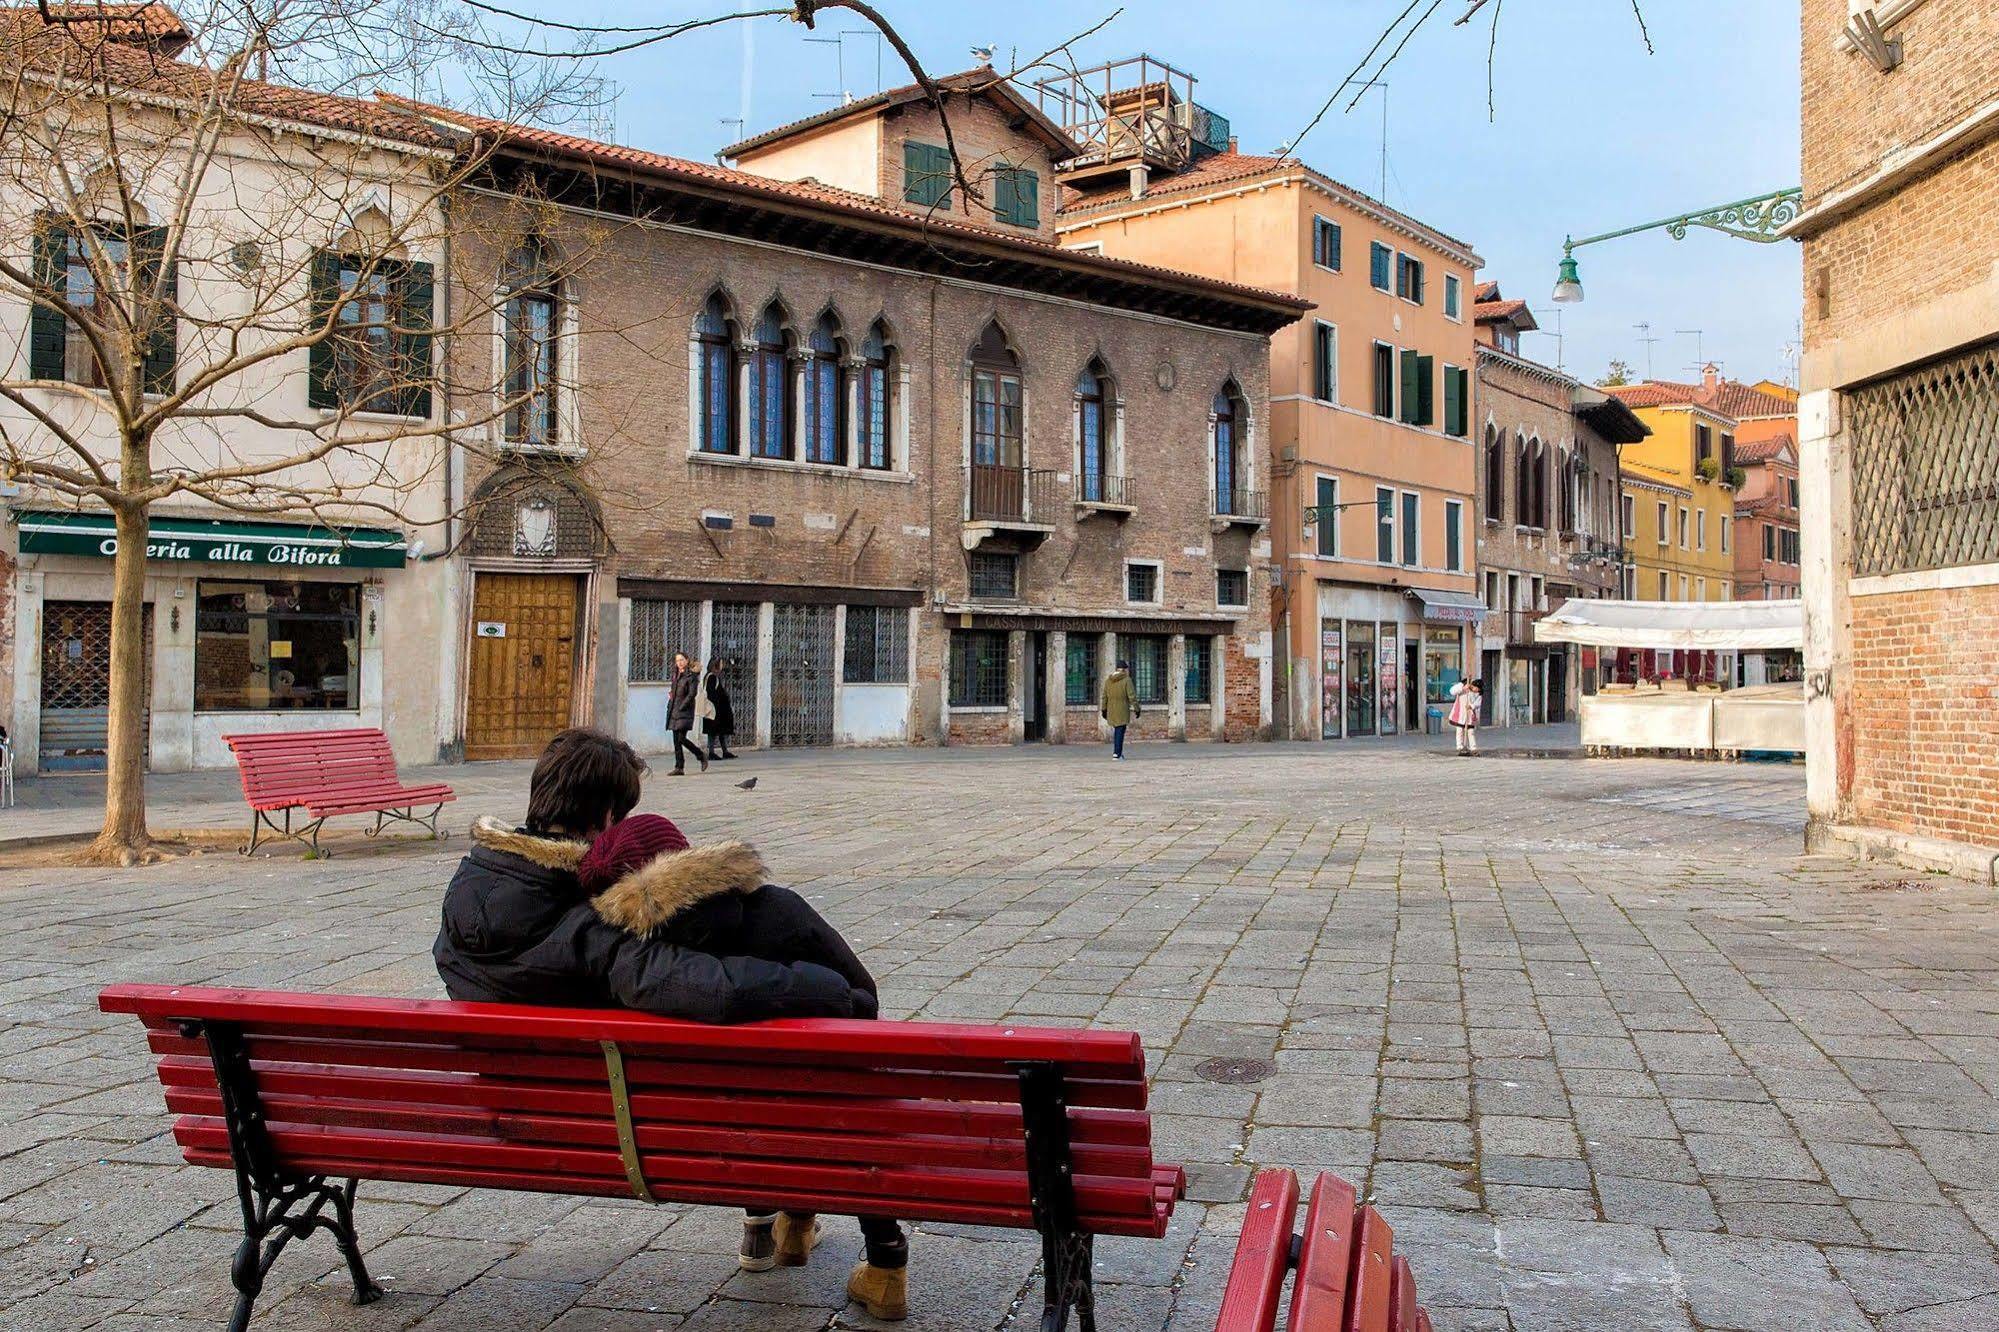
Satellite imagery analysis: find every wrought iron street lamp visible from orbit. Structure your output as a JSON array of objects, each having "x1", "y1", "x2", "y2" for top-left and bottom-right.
[{"x1": 1551, "y1": 187, "x2": 1803, "y2": 304}]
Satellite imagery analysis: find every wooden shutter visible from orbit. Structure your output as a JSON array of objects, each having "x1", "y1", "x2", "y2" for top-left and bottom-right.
[
  {"x1": 1011, "y1": 169, "x2": 1038, "y2": 226},
  {"x1": 903, "y1": 142, "x2": 952, "y2": 208},
  {"x1": 306, "y1": 249, "x2": 340, "y2": 409},
  {"x1": 1399, "y1": 350, "x2": 1419, "y2": 424},
  {"x1": 991, "y1": 168, "x2": 1018, "y2": 224},
  {"x1": 398, "y1": 259, "x2": 434, "y2": 418},
  {"x1": 1443, "y1": 366, "x2": 1462, "y2": 437},
  {"x1": 135, "y1": 225, "x2": 176, "y2": 396},
  {"x1": 29, "y1": 220, "x2": 69, "y2": 381},
  {"x1": 1416, "y1": 355, "x2": 1435, "y2": 426}
]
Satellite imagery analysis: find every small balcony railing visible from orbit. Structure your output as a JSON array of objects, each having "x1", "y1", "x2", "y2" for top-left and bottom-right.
[
  {"x1": 1213, "y1": 487, "x2": 1268, "y2": 525},
  {"x1": 969, "y1": 463, "x2": 1057, "y2": 524},
  {"x1": 1076, "y1": 472, "x2": 1135, "y2": 509}
]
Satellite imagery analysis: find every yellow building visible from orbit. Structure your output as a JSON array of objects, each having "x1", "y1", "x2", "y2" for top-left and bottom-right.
[{"x1": 1607, "y1": 371, "x2": 1743, "y2": 605}]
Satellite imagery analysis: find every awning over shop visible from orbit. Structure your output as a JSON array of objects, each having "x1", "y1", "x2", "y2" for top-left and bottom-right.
[
  {"x1": 13, "y1": 510, "x2": 407, "y2": 569},
  {"x1": 1404, "y1": 588, "x2": 1488, "y2": 624},
  {"x1": 1535, "y1": 598, "x2": 1802, "y2": 650}
]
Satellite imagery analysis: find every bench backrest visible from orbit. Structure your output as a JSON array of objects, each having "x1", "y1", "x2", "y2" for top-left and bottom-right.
[
  {"x1": 1216, "y1": 1169, "x2": 1430, "y2": 1332},
  {"x1": 223, "y1": 728, "x2": 402, "y2": 809},
  {"x1": 100, "y1": 984, "x2": 1177, "y2": 1238}
]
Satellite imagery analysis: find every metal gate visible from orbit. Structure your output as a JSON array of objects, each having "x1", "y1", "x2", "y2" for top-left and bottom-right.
[
  {"x1": 39, "y1": 601, "x2": 152, "y2": 772},
  {"x1": 709, "y1": 601, "x2": 762, "y2": 746},
  {"x1": 770, "y1": 603, "x2": 835, "y2": 747}
]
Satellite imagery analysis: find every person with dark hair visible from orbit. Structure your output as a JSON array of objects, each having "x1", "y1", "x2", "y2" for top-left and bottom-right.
[
  {"x1": 1100, "y1": 658, "x2": 1138, "y2": 760},
  {"x1": 667, "y1": 652, "x2": 708, "y2": 776},
  {"x1": 432, "y1": 728, "x2": 909, "y2": 1318},
  {"x1": 703, "y1": 655, "x2": 738, "y2": 761}
]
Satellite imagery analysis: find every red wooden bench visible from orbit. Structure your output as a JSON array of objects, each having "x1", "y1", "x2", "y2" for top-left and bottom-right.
[
  {"x1": 223, "y1": 728, "x2": 454, "y2": 855},
  {"x1": 100, "y1": 984, "x2": 1185, "y2": 1332},
  {"x1": 1215, "y1": 1168, "x2": 1433, "y2": 1332}
]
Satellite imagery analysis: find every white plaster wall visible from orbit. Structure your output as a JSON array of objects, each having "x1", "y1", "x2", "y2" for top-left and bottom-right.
[{"x1": 837, "y1": 684, "x2": 911, "y2": 744}]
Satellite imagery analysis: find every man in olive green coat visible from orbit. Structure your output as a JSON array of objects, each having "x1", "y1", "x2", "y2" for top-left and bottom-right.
[{"x1": 1100, "y1": 660, "x2": 1139, "y2": 760}]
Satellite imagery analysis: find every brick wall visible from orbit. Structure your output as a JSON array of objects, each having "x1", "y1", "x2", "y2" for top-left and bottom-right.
[
  {"x1": 878, "y1": 97, "x2": 1059, "y2": 240},
  {"x1": 1220, "y1": 628, "x2": 1262, "y2": 741},
  {"x1": 1846, "y1": 584, "x2": 1999, "y2": 844}
]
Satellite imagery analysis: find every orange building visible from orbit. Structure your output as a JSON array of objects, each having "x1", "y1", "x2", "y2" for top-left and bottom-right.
[{"x1": 1051, "y1": 57, "x2": 1484, "y2": 739}]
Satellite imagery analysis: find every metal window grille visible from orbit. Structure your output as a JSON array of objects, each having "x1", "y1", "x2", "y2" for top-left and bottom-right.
[
  {"x1": 1848, "y1": 339, "x2": 1999, "y2": 577},
  {"x1": 842, "y1": 606, "x2": 909, "y2": 684},
  {"x1": 970, "y1": 551, "x2": 1018, "y2": 600},
  {"x1": 949, "y1": 629, "x2": 1009, "y2": 707},
  {"x1": 1125, "y1": 563, "x2": 1158, "y2": 603},
  {"x1": 1119, "y1": 633, "x2": 1168, "y2": 705},
  {"x1": 1064, "y1": 634, "x2": 1098, "y2": 706},
  {"x1": 1185, "y1": 636, "x2": 1212, "y2": 705},
  {"x1": 629, "y1": 599, "x2": 702, "y2": 682},
  {"x1": 1216, "y1": 568, "x2": 1248, "y2": 607},
  {"x1": 709, "y1": 602, "x2": 761, "y2": 744},
  {"x1": 770, "y1": 604, "x2": 835, "y2": 747}
]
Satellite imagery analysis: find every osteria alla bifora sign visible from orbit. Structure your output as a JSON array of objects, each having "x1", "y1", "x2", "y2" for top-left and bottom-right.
[{"x1": 11, "y1": 511, "x2": 407, "y2": 570}]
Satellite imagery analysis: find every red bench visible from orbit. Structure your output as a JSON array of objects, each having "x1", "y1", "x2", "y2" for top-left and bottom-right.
[
  {"x1": 223, "y1": 728, "x2": 454, "y2": 855},
  {"x1": 100, "y1": 984, "x2": 1185, "y2": 1332},
  {"x1": 1215, "y1": 1168, "x2": 1433, "y2": 1332}
]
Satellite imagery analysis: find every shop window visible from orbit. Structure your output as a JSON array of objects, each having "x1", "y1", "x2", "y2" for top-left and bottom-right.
[
  {"x1": 1185, "y1": 636, "x2": 1213, "y2": 705},
  {"x1": 629, "y1": 598, "x2": 702, "y2": 682},
  {"x1": 1065, "y1": 634, "x2": 1099, "y2": 706},
  {"x1": 1118, "y1": 633, "x2": 1168, "y2": 706},
  {"x1": 948, "y1": 629, "x2": 1008, "y2": 707},
  {"x1": 195, "y1": 581, "x2": 359, "y2": 711},
  {"x1": 1216, "y1": 568, "x2": 1249, "y2": 607},
  {"x1": 843, "y1": 606, "x2": 909, "y2": 683}
]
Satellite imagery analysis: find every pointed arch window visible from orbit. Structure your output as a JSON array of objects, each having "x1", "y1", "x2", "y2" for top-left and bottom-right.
[
  {"x1": 501, "y1": 236, "x2": 559, "y2": 448},
  {"x1": 695, "y1": 294, "x2": 737, "y2": 454},
  {"x1": 747, "y1": 304, "x2": 793, "y2": 459},
  {"x1": 859, "y1": 322, "x2": 893, "y2": 470},
  {"x1": 1076, "y1": 362, "x2": 1109, "y2": 502},
  {"x1": 1213, "y1": 383, "x2": 1246, "y2": 515},
  {"x1": 804, "y1": 313, "x2": 845, "y2": 465},
  {"x1": 970, "y1": 323, "x2": 1022, "y2": 468}
]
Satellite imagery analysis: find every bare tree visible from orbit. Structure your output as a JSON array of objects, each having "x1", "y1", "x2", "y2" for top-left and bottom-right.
[{"x1": 0, "y1": 0, "x2": 613, "y2": 861}]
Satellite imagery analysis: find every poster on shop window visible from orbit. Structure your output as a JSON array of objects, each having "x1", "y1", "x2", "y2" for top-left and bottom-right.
[
  {"x1": 1377, "y1": 627, "x2": 1399, "y2": 736},
  {"x1": 1320, "y1": 625, "x2": 1342, "y2": 740}
]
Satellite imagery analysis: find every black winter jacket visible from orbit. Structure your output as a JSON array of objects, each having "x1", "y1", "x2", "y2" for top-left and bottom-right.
[
  {"x1": 668, "y1": 667, "x2": 700, "y2": 730},
  {"x1": 703, "y1": 674, "x2": 735, "y2": 738},
  {"x1": 434, "y1": 818, "x2": 875, "y2": 1024}
]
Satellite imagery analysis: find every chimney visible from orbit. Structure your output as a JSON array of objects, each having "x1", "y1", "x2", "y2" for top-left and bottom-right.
[
  {"x1": 1128, "y1": 163, "x2": 1150, "y2": 200},
  {"x1": 1701, "y1": 363, "x2": 1720, "y2": 392},
  {"x1": 1228, "y1": 136, "x2": 1238, "y2": 153}
]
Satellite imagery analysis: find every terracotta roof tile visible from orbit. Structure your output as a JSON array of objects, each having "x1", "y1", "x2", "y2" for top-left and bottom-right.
[
  {"x1": 1057, "y1": 150, "x2": 1291, "y2": 214},
  {"x1": 1474, "y1": 297, "x2": 1530, "y2": 324},
  {"x1": 377, "y1": 94, "x2": 1310, "y2": 319},
  {"x1": 1473, "y1": 280, "x2": 1499, "y2": 302},
  {"x1": 721, "y1": 68, "x2": 1076, "y2": 160},
  {"x1": 1732, "y1": 434, "x2": 1795, "y2": 463},
  {"x1": 1605, "y1": 377, "x2": 1799, "y2": 420}
]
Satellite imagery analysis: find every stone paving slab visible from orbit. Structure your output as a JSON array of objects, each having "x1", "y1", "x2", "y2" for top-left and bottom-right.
[{"x1": 2, "y1": 739, "x2": 1995, "y2": 1332}]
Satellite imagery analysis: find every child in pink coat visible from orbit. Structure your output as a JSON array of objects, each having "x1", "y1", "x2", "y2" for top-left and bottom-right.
[{"x1": 1448, "y1": 679, "x2": 1483, "y2": 754}]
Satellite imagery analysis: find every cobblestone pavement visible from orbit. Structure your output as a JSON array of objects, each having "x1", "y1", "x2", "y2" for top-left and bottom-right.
[{"x1": 4, "y1": 738, "x2": 1997, "y2": 1332}]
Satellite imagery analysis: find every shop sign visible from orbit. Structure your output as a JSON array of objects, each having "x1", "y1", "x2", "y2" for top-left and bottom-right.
[
  {"x1": 13, "y1": 511, "x2": 406, "y2": 569},
  {"x1": 1319, "y1": 624, "x2": 1342, "y2": 740}
]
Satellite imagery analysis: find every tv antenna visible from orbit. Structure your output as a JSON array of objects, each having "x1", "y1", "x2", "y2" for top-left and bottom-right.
[
  {"x1": 1634, "y1": 321, "x2": 1661, "y2": 379},
  {"x1": 808, "y1": 29, "x2": 887, "y2": 104},
  {"x1": 1676, "y1": 328, "x2": 1706, "y2": 378},
  {"x1": 1356, "y1": 79, "x2": 1389, "y2": 199},
  {"x1": 1528, "y1": 305, "x2": 1565, "y2": 372}
]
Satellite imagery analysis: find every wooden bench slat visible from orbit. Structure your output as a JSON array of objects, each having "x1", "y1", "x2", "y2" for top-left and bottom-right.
[
  {"x1": 1287, "y1": 1171, "x2": 1358, "y2": 1332},
  {"x1": 155, "y1": 1057, "x2": 1155, "y2": 1148},
  {"x1": 1214, "y1": 1168, "x2": 1300, "y2": 1332},
  {"x1": 1387, "y1": 1257, "x2": 1418, "y2": 1332},
  {"x1": 1345, "y1": 1206, "x2": 1395, "y2": 1332}
]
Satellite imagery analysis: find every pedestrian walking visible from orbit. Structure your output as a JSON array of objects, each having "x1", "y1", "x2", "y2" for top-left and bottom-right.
[
  {"x1": 1448, "y1": 678, "x2": 1483, "y2": 755},
  {"x1": 1101, "y1": 659, "x2": 1139, "y2": 760},
  {"x1": 667, "y1": 652, "x2": 708, "y2": 775},
  {"x1": 703, "y1": 656, "x2": 738, "y2": 761}
]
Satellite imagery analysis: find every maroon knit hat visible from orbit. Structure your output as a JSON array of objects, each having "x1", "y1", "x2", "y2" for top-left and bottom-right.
[{"x1": 576, "y1": 813, "x2": 690, "y2": 894}]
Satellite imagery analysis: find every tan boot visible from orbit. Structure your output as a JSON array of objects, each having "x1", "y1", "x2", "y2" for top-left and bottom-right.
[
  {"x1": 773, "y1": 1212, "x2": 822, "y2": 1267},
  {"x1": 847, "y1": 1261, "x2": 909, "y2": 1321}
]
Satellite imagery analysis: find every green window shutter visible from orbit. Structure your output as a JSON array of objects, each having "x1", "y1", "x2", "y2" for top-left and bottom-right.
[
  {"x1": 992, "y1": 168, "x2": 1017, "y2": 223},
  {"x1": 1399, "y1": 350, "x2": 1419, "y2": 424},
  {"x1": 1443, "y1": 366, "x2": 1461, "y2": 437},
  {"x1": 1417, "y1": 354, "x2": 1435, "y2": 426},
  {"x1": 904, "y1": 142, "x2": 952, "y2": 208},
  {"x1": 1013, "y1": 170, "x2": 1038, "y2": 226},
  {"x1": 398, "y1": 259, "x2": 434, "y2": 418},
  {"x1": 306, "y1": 249, "x2": 340, "y2": 409},
  {"x1": 29, "y1": 220, "x2": 69, "y2": 381},
  {"x1": 135, "y1": 225, "x2": 176, "y2": 396}
]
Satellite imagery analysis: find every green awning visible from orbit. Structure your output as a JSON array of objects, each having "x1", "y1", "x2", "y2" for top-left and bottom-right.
[{"x1": 13, "y1": 510, "x2": 407, "y2": 569}]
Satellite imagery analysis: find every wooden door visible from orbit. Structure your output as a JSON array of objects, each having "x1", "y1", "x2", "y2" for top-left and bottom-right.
[{"x1": 465, "y1": 573, "x2": 580, "y2": 761}]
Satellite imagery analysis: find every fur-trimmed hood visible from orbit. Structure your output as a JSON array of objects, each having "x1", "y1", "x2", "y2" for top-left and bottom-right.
[
  {"x1": 467, "y1": 816, "x2": 764, "y2": 938},
  {"x1": 589, "y1": 840, "x2": 766, "y2": 937}
]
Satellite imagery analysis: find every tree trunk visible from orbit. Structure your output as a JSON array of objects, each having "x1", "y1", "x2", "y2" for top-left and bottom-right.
[{"x1": 89, "y1": 499, "x2": 153, "y2": 861}]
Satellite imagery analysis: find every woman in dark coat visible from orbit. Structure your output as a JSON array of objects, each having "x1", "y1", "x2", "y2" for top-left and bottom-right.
[
  {"x1": 704, "y1": 655, "x2": 738, "y2": 761},
  {"x1": 666, "y1": 651, "x2": 706, "y2": 775}
]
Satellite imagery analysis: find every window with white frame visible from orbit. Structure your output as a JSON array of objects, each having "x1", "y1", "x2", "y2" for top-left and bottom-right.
[
  {"x1": 1445, "y1": 499, "x2": 1464, "y2": 571},
  {"x1": 500, "y1": 236, "x2": 562, "y2": 449},
  {"x1": 1400, "y1": 491, "x2": 1419, "y2": 567},
  {"x1": 1375, "y1": 486, "x2": 1395, "y2": 563},
  {"x1": 1312, "y1": 322, "x2": 1337, "y2": 403},
  {"x1": 1125, "y1": 560, "x2": 1161, "y2": 605},
  {"x1": 1312, "y1": 215, "x2": 1342, "y2": 271}
]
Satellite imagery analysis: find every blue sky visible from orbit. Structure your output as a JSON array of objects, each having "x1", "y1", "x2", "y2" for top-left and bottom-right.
[{"x1": 508, "y1": 1, "x2": 1801, "y2": 388}]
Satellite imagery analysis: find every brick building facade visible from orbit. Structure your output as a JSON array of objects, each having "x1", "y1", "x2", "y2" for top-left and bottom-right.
[
  {"x1": 415, "y1": 87, "x2": 1302, "y2": 760},
  {"x1": 1470, "y1": 286, "x2": 1645, "y2": 725},
  {"x1": 1792, "y1": 0, "x2": 1999, "y2": 877}
]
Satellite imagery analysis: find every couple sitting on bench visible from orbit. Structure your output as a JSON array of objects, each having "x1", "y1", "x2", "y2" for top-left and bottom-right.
[{"x1": 432, "y1": 727, "x2": 910, "y2": 1320}]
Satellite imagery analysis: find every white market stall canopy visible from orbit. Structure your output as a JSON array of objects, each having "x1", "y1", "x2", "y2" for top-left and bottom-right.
[{"x1": 1534, "y1": 598, "x2": 1803, "y2": 651}]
